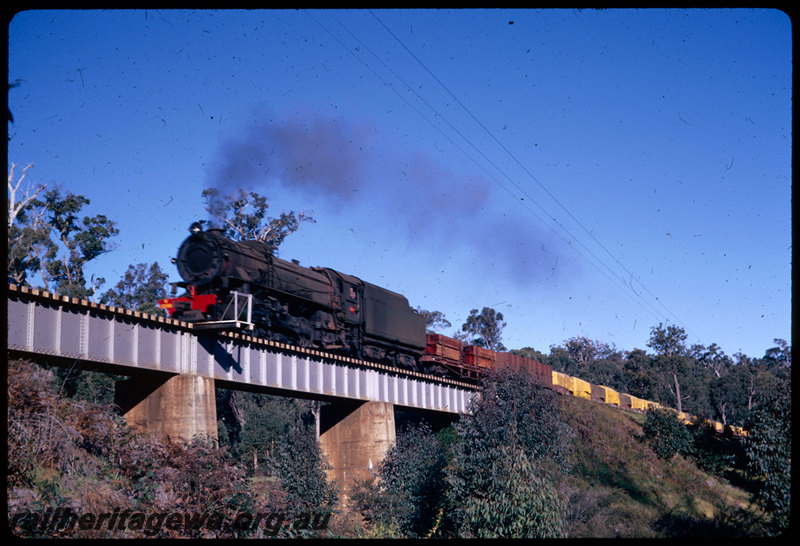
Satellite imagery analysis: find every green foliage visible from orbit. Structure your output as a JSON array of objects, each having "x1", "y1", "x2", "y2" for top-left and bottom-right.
[
  {"x1": 762, "y1": 338, "x2": 791, "y2": 367},
  {"x1": 266, "y1": 420, "x2": 338, "y2": 517},
  {"x1": 685, "y1": 419, "x2": 737, "y2": 476},
  {"x1": 743, "y1": 379, "x2": 791, "y2": 535},
  {"x1": 709, "y1": 370, "x2": 746, "y2": 426},
  {"x1": 100, "y1": 262, "x2": 169, "y2": 315},
  {"x1": 7, "y1": 183, "x2": 118, "y2": 298},
  {"x1": 647, "y1": 322, "x2": 688, "y2": 357},
  {"x1": 414, "y1": 307, "x2": 451, "y2": 334},
  {"x1": 8, "y1": 164, "x2": 49, "y2": 285},
  {"x1": 623, "y1": 348, "x2": 658, "y2": 400},
  {"x1": 201, "y1": 187, "x2": 314, "y2": 250},
  {"x1": 460, "y1": 445, "x2": 566, "y2": 538},
  {"x1": 215, "y1": 390, "x2": 339, "y2": 527},
  {"x1": 642, "y1": 408, "x2": 692, "y2": 460},
  {"x1": 458, "y1": 306, "x2": 507, "y2": 351},
  {"x1": 217, "y1": 391, "x2": 303, "y2": 468},
  {"x1": 445, "y1": 369, "x2": 571, "y2": 537},
  {"x1": 511, "y1": 346, "x2": 548, "y2": 365},
  {"x1": 215, "y1": 389, "x2": 337, "y2": 520},
  {"x1": 54, "y1": 365, "x2": 119, "y2": 405},
  {"x1": 352, "y1": 422, "x2": 447, "y2": 538},
  {"x1": 692, "y1": 342, "x2": 732, "y2": 378},
  {"x1": 41, "y1": 187, "x2": 118, "y2": 298}
]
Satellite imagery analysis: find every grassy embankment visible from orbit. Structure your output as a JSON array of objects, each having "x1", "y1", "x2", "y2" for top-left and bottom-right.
[{"x1": 556, "y1": 392, "x2": 760, "y2": 537}]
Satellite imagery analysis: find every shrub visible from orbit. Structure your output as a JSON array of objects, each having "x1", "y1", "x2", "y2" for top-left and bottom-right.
[
  {"x1": 743, "y1": 382, "x2": 791, "y2": 535},
  {"x1": 445, "y1": 369, "x2": 571, "y2": 537},
  {"x1": 266, "y1": 420, "x2": 338, "y2": 518},
  {"x1": 685, "y1": 419, "x2": 736, "y2": 475},
  {"x1": 350, "y1": 422, "x2": 446, "y2": 538},
  {"x1": 459, "y1": 445, "x2": 565, "y2": 538},
  {"x1": 642, "y1": 408, "x2": 692, "y2": 460}
]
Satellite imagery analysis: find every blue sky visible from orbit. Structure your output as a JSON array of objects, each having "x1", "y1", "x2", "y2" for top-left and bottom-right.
[{"x1": 8, "y1": 9, "x2": 791, "y2": 359}]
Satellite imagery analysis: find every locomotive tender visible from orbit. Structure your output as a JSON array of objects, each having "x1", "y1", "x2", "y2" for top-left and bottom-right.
[{"x1": 159, "y1": 223, "x2": 427, "y2": 370}]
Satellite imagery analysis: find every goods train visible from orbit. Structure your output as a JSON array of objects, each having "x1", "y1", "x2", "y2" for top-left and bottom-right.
[{"x1": 158, "y1": 223, "x2": 743, "y2": 436}]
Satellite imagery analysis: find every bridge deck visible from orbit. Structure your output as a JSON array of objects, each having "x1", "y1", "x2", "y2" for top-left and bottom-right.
[{"x1": 7, "y1": 284, "x2": 475, "y2": 414}]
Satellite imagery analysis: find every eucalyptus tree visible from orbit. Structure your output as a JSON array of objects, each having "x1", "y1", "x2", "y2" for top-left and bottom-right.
[
  {"x1": 458, "y1": 307, "x2": 507, "y2": 352},
  {"x1": 647, "y1": 323, "x2": 690, "y2": 413}
]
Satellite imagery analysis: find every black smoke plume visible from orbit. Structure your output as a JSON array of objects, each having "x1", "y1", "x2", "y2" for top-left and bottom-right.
[{"x1": 208, "y1": 109, "x2": 567, "y2": 286}]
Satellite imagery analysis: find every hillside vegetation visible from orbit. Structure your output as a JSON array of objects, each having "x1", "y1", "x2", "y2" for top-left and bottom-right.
[
  {"x1": 6, "y1": 358, "x2": 776, "y2": 538},
  {"x1": 556, "y1": 393, "x2": 759, "y2": 537}
]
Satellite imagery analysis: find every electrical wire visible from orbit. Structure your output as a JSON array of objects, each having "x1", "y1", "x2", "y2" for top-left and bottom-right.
[{"x1": 305, "y1": 10, "x2": 702, "y2": 345}]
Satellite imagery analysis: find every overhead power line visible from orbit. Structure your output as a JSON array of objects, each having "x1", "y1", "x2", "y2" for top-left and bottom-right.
[{"x1": 306, "y1": 9, "x2": 703, "y2": 345}]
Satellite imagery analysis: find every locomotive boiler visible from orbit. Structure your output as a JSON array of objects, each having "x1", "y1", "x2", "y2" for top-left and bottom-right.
[{"x1": 159, "y1": 223, "x2": 426, "y2": 370}]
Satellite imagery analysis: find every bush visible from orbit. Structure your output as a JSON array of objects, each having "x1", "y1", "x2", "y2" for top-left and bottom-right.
[
  {"x1": 685, "y1": 419, "x2": 736, "y2": 475},
  {"x1": 642, "y1": 408, "x2": 692, "y2": 460},
  {"x1": 350, "y1": 422, "x2": 446, "y2": 538},
  {"x1": 459, "y1": 445, "x2": 565, "y2": 538},
  {"x1": 445, "y1": 369, "x2": 571, "y2": 537},
  {"x1": 743, "y1": 382, "x2": 791, "y2": 535},
  {"x1": 7, "y1": 359, "x2": 318, "y2": 538},
  {"x1": 266, "y1": 420, "x2": 338, "y2": 518}
]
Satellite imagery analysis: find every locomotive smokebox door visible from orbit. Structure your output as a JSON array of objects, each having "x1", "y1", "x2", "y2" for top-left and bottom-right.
[{"x1": 177, "y1": 230, "x2": 224, "y2": 284}]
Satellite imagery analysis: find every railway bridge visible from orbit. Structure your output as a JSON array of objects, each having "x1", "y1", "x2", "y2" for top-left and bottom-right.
[{"x1": 6, "y1": 284, "x2": 476, "y2": 499}]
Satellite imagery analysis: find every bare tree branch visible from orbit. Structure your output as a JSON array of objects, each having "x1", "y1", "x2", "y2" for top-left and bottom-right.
[{"x1": 8, "y1": 162, "x2": 43, "y2": 229}]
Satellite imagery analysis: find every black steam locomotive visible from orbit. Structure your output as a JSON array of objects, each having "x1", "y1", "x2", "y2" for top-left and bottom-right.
[{"x1": 159, "y1": 223, "x2": 426, "y2": 370}]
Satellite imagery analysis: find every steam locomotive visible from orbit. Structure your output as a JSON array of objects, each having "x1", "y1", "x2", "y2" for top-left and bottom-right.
[{"x1": 158, "y1": 223, "x2": 427, "y2": 371}]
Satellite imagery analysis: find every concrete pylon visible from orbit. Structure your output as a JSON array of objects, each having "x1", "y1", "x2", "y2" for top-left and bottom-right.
[
  {"x1": 115, "y1": 373, "x2": 218, "y2": 445},
  {"x1": 319, "y1": 400, "x2": 395, "y2": 504}
]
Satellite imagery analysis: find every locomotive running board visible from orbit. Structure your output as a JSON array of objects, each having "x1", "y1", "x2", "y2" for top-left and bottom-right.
[{"x1": 192, "y1": 320, "x2": 255, "y2": 331}]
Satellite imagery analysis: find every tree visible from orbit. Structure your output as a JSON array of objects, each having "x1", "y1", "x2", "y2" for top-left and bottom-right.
[
  {"x1": 100, "y1": 262, "x2": 169, "y2": 315},
  {"x1": 41, "y1": 187, "x2": 118, "y2": 298},
  {"x1": 7, "y1": 180, "x2": 118, "y2": 299},
  {"x1": 414, "y1": 307, "x2": 452, "y2": 334},
  {"x1": 563, "y1": 336, "x2": 605, "y2": 364},
  {"x1": 556, "y1": 336, "x2": 624, "y2": 389},
  {"x1": 201, "y1": 187, "x2": 314, "y2": 250},
  {"x1": 458, "y1": 307, "x2": 507, "y2": 351},
  {"x1": 511, "y1": 346, "x2": 548, "y2": 365},
  {"x1": 708, "y1": 371, "x2": 743, "y2": 426},
  {"x1": 762, "y1": 338, "x2": 791, "y2": 368},
  {"x1": 459, "y1": 445, "x2": 565, "y2": 538},
  {"x1": 266, "y1": 419, "x2": 338, "y2": 518},
  {"x1": 8, "y1": 163, "x2": 43, "y2": 229},
  {"x1": 691, "y1": 342, "x2": 732, "y2": 379},
  {"x1": 8, "y1": 164, "x2": 51, "y2": 286},
  {"x1": 642, "y1": 407, "x2": 692, "y2": 461},
  {"x1": 352, "y1": 422, "x2": 448, "y2": 538},
  {"x1": 647, "y1": 323, "x2": 690, "y2": 413},
  {"x1": 647, "y1": 322, "x2": 688, "y2": 357},
  {"x1": 623, "y1": 348, "x2": 658, "y2": 400},
  {"x1": 743, "y1": 379, "x2": 791, "y2": 535},
  {"x1": 445, "y1": 369, "x2": 571, "y2": 537}
]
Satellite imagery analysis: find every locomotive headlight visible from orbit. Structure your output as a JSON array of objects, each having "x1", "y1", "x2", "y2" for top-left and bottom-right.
[{"x1": 190, "y1": 222, "x2": 203, "y2": 234}]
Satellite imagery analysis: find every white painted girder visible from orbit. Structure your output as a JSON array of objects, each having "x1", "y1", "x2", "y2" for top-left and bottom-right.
[{"x1": 7, "y1": 285, "x2": 475, "y2": 414}]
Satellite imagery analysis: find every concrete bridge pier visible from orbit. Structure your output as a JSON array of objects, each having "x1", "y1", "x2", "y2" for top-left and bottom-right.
[
  {"x1": 319, "y1": 400, "x2": 395, "y2": 503},
  {"x1": 115, "y1": 373, "x2": 218, "y2": 445}
]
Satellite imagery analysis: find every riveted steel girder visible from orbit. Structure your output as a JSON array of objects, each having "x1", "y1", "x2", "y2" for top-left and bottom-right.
[{"x1": 7, "y1": 285, "x2": 474, "y2": 414}]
